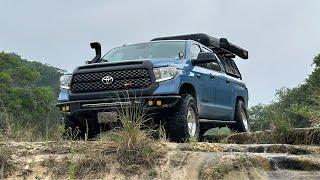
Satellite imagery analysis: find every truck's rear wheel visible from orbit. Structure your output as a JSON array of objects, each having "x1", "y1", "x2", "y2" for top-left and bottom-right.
[
  {"x1": 165, "y1": 94, "x2": 199, "y2": 142},
  {"x1": 232, "y1": 100, "x2": 250, "y2": 132}
]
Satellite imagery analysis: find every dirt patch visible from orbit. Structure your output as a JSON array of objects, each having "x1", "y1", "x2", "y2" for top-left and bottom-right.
[
  {"x1": 176, "y1": 142, "x2": 224, "y2": 152},
  {"x1": 0, "y1": 145, "x2": 14, "y2": 178},
  {"x1": 199, "y1": 154, "x2": 270, "y2": 180}
]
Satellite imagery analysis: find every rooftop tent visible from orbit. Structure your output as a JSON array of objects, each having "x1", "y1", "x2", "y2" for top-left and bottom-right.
[{"x1": 151, "y1": 33, "x2": 248, "y2": 60}]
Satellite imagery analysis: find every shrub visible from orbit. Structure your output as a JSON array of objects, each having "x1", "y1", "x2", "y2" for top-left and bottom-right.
[
  {"x1": 202, "y1": 127, "x2": 232, "y2": 142},
  {"x1": 270, "y1": 110, "x2": 293, "y2": 134}
]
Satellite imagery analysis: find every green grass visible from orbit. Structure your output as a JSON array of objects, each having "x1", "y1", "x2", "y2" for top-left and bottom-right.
[
  {"x1": 270, "y1": 111, "x2": 293, "y2": 133},
  {"x1": 103, "y1": 99, "x2": 163, "y2": 166}
]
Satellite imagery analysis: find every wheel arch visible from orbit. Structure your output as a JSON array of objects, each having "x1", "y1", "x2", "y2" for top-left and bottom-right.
[
  {"x1": 179, "y1": 83, "x2": 197, "y2": 100},
  {"x1": 236, "y1": 96, "x2": 245, "y2": 104},
  {"x1": 235, "y1": 96, "x2": 249, "y2": 117},
  {"x1": 235, "y1": 95, "x2": 248, "y2": 109}
]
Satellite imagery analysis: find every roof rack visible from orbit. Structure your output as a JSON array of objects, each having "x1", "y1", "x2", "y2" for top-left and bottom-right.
[{"x1": 151, "y1": 33, "x2": 248, "y2": 59}]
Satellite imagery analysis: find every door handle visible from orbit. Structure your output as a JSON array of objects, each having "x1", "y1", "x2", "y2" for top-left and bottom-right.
[
  {"x1": 196, "y1": 73, "x2": 201, "y2": 78},
  {"x1": 201, "y1": 98, "x2": 208, "y2": 102},
  {"x1": 226, "y1": 79, "x2": 230, "y2": 83},
  {"x1": 209, "y1": 74, "x2": 215, "y2": 79}
]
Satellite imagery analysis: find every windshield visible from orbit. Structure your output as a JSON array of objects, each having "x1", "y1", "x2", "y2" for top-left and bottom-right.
[{"x1": 100, "y1": 41, "x2": 186, "y2": 62}]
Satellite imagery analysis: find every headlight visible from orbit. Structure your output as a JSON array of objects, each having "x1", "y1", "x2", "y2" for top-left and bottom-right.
[
  {"x1": 153, "y1": 66, "x2": 177, "y2": 82},
  {"x1": 60, "y1": 74, "x2": 72, "y2": 89}
]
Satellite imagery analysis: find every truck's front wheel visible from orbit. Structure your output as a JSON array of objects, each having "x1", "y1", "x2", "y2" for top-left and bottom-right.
[
  {"x1": 165, "y1": 94, "x2": 199, "y2": 142},
  {"x1": 62, "y1": 114, "x2": 99, "y2": 140}
]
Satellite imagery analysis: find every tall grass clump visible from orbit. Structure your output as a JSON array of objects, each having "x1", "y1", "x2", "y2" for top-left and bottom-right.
[{"x1": 106, "y1": 98, "x2": 163, "y2": 166}]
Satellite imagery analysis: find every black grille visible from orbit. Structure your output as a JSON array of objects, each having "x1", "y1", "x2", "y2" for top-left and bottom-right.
[{"x1": 71, "y1": 69, "x2": 152, "y2": 93}]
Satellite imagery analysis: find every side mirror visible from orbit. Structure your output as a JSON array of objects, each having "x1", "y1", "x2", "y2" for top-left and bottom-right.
[{"x1": 191, "y1": 52, "x2": 217, "y2": 65}]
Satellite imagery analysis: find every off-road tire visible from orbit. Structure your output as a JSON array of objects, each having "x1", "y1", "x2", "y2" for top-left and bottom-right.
[
  {"x1": 165, "y1": 94, "x2": 200, "y2": 142},
  {"x1": 63, "y1": 114, "x2": 100, "y2": 139},
  {"x1": 232, "y1": 100, "x2": 250, "y2": 132}
]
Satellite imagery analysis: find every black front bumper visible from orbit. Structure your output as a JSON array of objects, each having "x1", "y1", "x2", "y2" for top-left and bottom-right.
[{"x1": 56, "y1": 95, "x2": 181, "y2": 115}]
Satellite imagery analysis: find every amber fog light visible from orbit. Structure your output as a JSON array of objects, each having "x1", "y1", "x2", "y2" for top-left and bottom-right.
[
  {"x1": 156, "y1": 100, "x2": 162, "y2": 106},
  {"x1": 147, "y1": 100, "x2": 154, "y2": 107},
  {"x1": 61, "y1": 105, "x2": 70, "y2": 112}
]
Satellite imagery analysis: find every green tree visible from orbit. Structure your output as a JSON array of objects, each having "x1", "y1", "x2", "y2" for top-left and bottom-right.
[
  {"x1": 249, "y1": 53, "x2": 320, "y2": 130},
  {"x1": 0, "y1": 52, "x2": 63, "y2": 139}
]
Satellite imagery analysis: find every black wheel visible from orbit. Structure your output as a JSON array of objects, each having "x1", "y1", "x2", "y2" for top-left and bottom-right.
[
  {"x1": 232, "y1": 100, "x2": 250, "y2": 132},
  {"x1": 62, "y1": 115, "x2": 79, "y2": 139},
  {"x1": 84, "y1": 113, "x2": 100, "y2": 139},
  {"x1": 165, "y1": 94, "x2": 200, "y2": 142},
  {"x1": 62, "y1": 113, "x2": 100, "y2": 140}
]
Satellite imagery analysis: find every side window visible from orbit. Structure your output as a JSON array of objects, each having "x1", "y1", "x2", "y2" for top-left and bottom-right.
[
  {"x1": 220, "y1": 57, "x2": 242, "y2": 79},
  {"x1": 202, "y1": 47, "x2": 211, "y2": 53},
  {"x1": 202, "y1": 47, "x2": 222, "y2": 72},
  {"x1": 207, "y1": 61, "x2": 222, "y2": 72},
  {"x1": 191, "y1": 44, "x2": 201, "y2": 59}
]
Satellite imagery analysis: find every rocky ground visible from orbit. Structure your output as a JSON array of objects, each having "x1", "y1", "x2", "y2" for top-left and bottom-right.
[
  {"x1": 1, "y1": 138, "x2": 320, "y2": 179},
  {"x1": 1, "y1": 142, "x2": 320, "y2": 179}
]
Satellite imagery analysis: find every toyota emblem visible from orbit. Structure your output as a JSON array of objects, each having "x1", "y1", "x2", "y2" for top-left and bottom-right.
[{"x1": 102, "y1": 76, "x2": 114, "y2": 85}]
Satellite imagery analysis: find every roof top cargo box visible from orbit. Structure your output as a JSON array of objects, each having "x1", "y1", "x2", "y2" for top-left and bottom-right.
[{"x1": 151, "y1": 33, "x2": 248, "y2": 60}]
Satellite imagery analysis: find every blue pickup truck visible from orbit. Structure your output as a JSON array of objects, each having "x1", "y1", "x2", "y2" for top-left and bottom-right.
[{"x1": 57, "y1": 33, "x2": 249, "y2": 142}]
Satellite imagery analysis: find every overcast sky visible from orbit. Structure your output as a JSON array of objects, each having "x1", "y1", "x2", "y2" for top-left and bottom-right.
[{"x1": 0, "y1": 0, "x2": 319, "y2": 106}]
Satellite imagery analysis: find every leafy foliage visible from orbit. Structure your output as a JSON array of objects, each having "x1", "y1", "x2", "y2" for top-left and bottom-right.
[
  {"x1": 0, "y1": 52, "x2": 63, "y2": 140},
  {"x1": 249, "y1": 54, "x2": 320, "y2": 131},
  {"x1": 203, "y1": 127, "x2": 232, "y2": 142}
]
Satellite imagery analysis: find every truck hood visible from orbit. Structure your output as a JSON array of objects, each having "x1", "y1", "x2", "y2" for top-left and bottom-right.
[
  {"x1": 148, "y1": 58, "x2": 184, "y2": 68},
  {"x1": 74, "y1": 58, "x2": 185, "y2": 73}
]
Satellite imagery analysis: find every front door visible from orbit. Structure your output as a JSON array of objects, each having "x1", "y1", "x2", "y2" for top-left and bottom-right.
[
  {"x1": 190, "y1": 44, "x2": 218, "y2": 119},
  {"x1": 194, "y1": 66, "x2": 219, "y2": 119}
]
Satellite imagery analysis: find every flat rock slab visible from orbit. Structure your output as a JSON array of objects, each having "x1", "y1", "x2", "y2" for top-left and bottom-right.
[
  {"x1": 268, "y1": 170, "x2": 320, "y2": 180},
  {"x1": 1, "y1": 141, "x2": 320, "y2": 179},
  {"x1": 225, "y1": 128, "x2": 320, "y2": 145}
]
